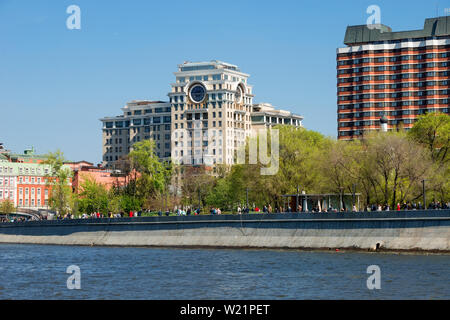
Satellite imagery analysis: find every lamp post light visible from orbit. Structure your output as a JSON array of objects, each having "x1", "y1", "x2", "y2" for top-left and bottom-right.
[
  {"x1": 422, "y1": 179, "x2": 427, "y2": 210},
  {"x1": 198, "y1": 188, "x2": 201, "y2": 213},
  {"x1": 246, "y1": 187, "x2": 249, "y2": 210}
]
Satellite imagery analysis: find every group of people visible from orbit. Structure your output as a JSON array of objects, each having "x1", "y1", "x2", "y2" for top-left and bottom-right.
[
  {"x1": 366, "y1": 201, "x2": 450, "y2": 212},
  {"x1": 0, "y1": 216, "x2": 28, "y2": 223},
  {"x1": 2, "y1": 200, "x2": 450, "y2": 223},
  {"x1": 175, "y1": 208, "x2": 201, "y2": 216}
]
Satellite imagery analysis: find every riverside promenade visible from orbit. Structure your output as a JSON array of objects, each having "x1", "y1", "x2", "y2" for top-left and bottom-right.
[{"x1": 0, "y1": 210, "x2": 449, "y2": 252}]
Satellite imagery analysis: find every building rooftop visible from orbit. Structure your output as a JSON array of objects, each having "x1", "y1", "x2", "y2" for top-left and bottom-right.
[
  {"x1": 127, "y1": 100, "x2": 168, "y2": 106},
  {"x1": 344, "y1": 16, "x2": 450, "y2": 45},
  {"x1": 178, "y1": 60, "x2": 241, "y2": 72},
  {"x1": 253, "y1": 103, "x2": 304, "y2": 119}
]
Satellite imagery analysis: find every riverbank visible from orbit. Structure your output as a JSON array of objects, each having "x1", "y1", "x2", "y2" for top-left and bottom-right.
[{"x1": 0, "y1": 211, "x2": 449, "y2": 252}]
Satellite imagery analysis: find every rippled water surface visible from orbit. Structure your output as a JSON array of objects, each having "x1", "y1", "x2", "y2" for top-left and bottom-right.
[{"x1": 0, "y1": 244, "x2": 448, "y2": 299}]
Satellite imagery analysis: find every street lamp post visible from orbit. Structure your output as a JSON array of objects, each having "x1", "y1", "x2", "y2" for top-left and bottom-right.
[
  {"x1": 198, "y1": 188, "x2": 201, "y2": 213},
  {"x1": 422, "y1": 179, "x2": 427, "y2": 210},
  {"x1": 246, "y1": 187, "x2": 249, "y2": 210},
  {"x1": 352, "y1": 183, "x2": 357, "y2": 210}
]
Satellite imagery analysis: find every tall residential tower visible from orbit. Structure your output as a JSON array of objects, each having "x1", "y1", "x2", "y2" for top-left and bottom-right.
[
  {"x1": 337, "y1": 16, "x2": 450, "y2": 140},
  {"x1": 170, "y1": 60, "x2": 254, "y2": 166}
]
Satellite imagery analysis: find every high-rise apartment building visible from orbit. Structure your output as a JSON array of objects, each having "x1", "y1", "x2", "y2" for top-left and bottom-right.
[
  {"x1": 100, "y1": 100, "x2": 172, "y2": 168},
  {"x1": 101, "y1": 60, "x2": 303, "y2": 168},
  {"x1": 170, "y1": 60, "x2": 254, "y2": 166},
  {"x1": 337, "y1": 16, "x2": 450, "y2": 140}
]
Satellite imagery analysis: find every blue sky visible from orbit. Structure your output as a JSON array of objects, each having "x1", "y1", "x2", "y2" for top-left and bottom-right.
[{"x1": 0, "y1": 0, "x2": 447, "y2": 163}]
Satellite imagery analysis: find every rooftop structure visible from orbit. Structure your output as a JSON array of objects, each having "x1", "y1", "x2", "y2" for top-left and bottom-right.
[{"x1": 344, "y1": 16, "x2": 450, "y2": 46}]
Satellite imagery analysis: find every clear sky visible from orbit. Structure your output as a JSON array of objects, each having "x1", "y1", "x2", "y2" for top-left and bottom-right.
[{"x1": 0, "y1": 0, "x2": 447, "y2": 163}]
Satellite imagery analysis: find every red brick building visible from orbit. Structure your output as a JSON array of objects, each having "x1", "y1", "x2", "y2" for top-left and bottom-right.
[
  {"x1": 337, "y1": 16, "x2": 450, "y2": 140},
  {"x1": 71, "y1": 165, "x2": 129, "y2": 194}
]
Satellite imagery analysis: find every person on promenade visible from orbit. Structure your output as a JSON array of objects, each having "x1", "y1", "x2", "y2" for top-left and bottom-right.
[
  {"x1": 263, "y1": 205, "x2": 268, "y2": 213},
  {"x1": 396, "y1": 203, "x2": 401, "y2": 211},
  {"x1": 268, "y1": 204, "x2": 272, "y2": 214},
  {"x1": 237, "y1": 206, "x2": 242, "y2": 215}
]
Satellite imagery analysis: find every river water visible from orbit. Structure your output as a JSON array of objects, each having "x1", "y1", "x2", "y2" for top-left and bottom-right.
[{"x1": 0, "y1": 244, "x2": 448, "y2": 299}]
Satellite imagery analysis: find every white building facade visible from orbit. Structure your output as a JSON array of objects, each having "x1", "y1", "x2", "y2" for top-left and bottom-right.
[{"x1": 170, "y1": 60, "x2": 255, "y2": 166}]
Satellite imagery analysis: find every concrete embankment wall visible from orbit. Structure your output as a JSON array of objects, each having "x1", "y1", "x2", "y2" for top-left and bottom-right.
[{"x1": 0, "y1": 211, "x2": 449, "y2": 252}]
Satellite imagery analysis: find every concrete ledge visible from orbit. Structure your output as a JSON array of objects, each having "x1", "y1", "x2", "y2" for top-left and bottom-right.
[{"x1": 0, "y1": 211, "x2": 449, "y2": 252}]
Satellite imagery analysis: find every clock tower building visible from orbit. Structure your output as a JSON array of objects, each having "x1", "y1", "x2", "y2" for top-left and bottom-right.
[{"x1": 169, "y1": 61, "x2": 254, "y2": 166}]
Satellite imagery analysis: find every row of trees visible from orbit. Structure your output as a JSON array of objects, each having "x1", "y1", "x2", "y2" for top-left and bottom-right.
[
  {"x1": 41, "y1": 112, "x2": 449, "y2": 216},
  {"x1": 185, "y1": 112, "x2": 450, "y2": 211}
]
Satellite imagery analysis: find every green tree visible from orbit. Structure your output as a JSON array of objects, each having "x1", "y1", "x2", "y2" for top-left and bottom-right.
[
  {"x1": 42, "y1": 150, "x2": 74, "y2": 216},
  {"x1": 408, "y1": 113, "x2": 450, "y2": 202},
  {"x1": 0, "y1": 200, "x2": 16, "y2": 214},
  {"x1": 256, "y1": 126, "x2": 329, "y2": 208},
  {"x1": 76, "y1": 177, "x2": 110, "y2": 214},
  {"x1": 360, "y1": 132, "x2": 432, "y2": 208},
  {"x1": 180, "y1": 166, "x2": 215, "y2": 210},
  {"x1": 408, "y1": 112, "x2": 450, "y2": 166},
  {"x1": 120, "y1": 195, "x2": 142, "y2": 213},
  {"x1": 128, "y1": 140, "x2": 173, "y2": 209}
]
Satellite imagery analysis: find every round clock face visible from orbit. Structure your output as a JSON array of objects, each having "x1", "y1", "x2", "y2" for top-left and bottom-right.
[
  {"x1": 189, "y1": 84, "x2": 206, "y2": 103},
  {"x1": 236, "y1": 86, "x2": 243, "y2": 104}
]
